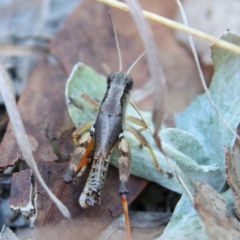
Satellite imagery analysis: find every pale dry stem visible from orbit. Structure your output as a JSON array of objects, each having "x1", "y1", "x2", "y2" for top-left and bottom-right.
[{"x1": 124, "y1": 0, "x2": 167, "y2": 140}]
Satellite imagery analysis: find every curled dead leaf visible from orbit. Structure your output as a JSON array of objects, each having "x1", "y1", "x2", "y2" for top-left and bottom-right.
[{"x1": 194, "y1": 182, "x2": 240, "y2": 240}]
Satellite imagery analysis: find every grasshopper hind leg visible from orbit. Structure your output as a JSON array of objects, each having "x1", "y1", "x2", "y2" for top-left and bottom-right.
[
  {"x1": 62, "y1": 125, "x2": 95, "y2": 182},
  {"x1": 126, "y1": 124, "x2": 164, "y2": 173},
  {"x1": 118, "y1": 136, "x2": 132, "y2": 195},
  {"x1": 117, "y1": 136, "x2": 132, "y2": 240}
]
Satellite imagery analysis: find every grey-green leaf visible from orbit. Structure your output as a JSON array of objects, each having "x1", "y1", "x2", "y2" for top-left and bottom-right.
[
  {"x1": 65, "y1": 62, "x2": 106, "y2": 127},
  {"x1": 160, "y1": 128, "x2": 220, "y2": 190},
  {"x1": 176, "y1": 32, "x2": 240, "y2": 191},
  {"x1": 159, "y1": 193, "x2": 207, "y2": 240},
  {"x1": 161, "y1": 31, "x2": 240, "y2": 239}
]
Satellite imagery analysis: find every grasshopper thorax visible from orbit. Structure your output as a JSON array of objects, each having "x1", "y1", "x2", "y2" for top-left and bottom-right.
[{"x1": 100, "y1": 71, "x2": 133, "y2": 116}]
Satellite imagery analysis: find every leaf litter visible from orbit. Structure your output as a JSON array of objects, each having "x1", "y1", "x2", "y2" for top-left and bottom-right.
[
  {"x1": 0, "y1": 0, "x2": 151, "y2": 238},
  {"x1": 0, "y1": 56, "x2": 146, "y2": 237},
  {"x1": 1, "y1": 0, "x2": 240, "y2": 239},
  {"x1": 0, "y1": 64, "x2": 71, "y2": 218},
  {"x1": 48, "y1": 1, "x2": 240, "y2": 236}
]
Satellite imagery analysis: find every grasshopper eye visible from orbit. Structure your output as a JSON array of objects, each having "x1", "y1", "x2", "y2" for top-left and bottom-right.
[
  {"x1": 107, "y1": 72, "x2": 116, "y2": 85},
  {"x1": 124, "y1": 75, "x2": 133, "y2": 93}
]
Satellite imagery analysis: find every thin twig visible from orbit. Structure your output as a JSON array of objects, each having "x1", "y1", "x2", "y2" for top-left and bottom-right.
[{"x1": 0, "y1": 45, "x2": 48, "y2": 57}]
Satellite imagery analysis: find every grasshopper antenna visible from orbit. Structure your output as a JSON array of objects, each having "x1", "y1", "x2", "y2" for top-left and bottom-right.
[
  {"x1": 127, "y1": 51, "x2": 146, "y2": 74},
  {"x1": 108, "y1": 10, "x2": 122, "y2": 71}
]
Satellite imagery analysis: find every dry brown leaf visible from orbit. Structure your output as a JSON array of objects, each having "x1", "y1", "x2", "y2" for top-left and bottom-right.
[
  {"x1": 0, "y1": 125, "x2": 57, "y2": 170},
  {"x1": 33, "y1": 160, "x2": 147, "y2": 239},
  {"x1": 194, "y1": 182, "x2": 240, "y2": 240},
  {"x1": 226, "y1": 139, "x2": 240, "y2": 219},
  {"x1": 0, "y1": 57, "x2": 73, "y2": 170},
  {"x1": 49, "y1": 0, "x2": 149, "y2": 80},
  {"x1": 0, "y1": 64, "x2": 71, "y2": 219}
]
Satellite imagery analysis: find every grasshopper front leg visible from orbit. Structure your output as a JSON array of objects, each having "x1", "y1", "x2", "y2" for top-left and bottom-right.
[{"x1": 72, "y1": 121, "x2": 94, "y2": 146}]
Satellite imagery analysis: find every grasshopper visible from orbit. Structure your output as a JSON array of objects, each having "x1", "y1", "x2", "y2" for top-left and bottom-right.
[{"x1": 62, "y1": 15, "x2": 164, "y2": 240}]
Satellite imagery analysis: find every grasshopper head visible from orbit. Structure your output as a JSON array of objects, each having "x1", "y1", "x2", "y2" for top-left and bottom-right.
[{"x1": 107, "y1": 72, "x2": 133, "y2": 94}]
